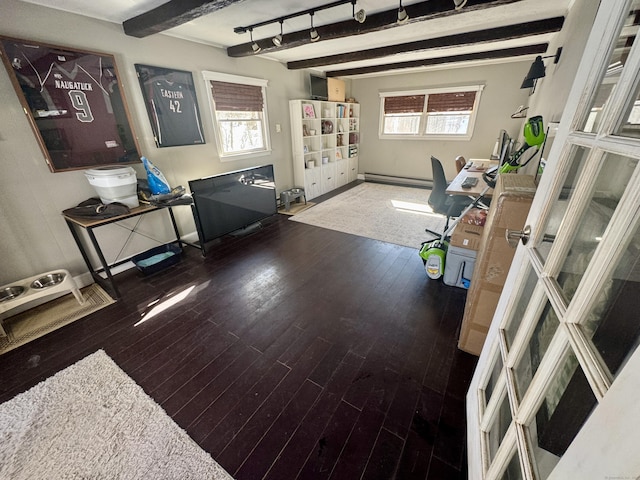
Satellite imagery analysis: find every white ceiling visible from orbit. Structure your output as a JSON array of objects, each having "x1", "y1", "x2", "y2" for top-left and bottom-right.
[{"x1": 20, "y1": 0, "x2": 574, "y2": 77}]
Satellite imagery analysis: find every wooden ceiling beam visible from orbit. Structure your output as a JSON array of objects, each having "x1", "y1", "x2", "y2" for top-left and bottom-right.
[
  {"x1": 227, "y1": 0, "x2": 521, "y2": 58},
  {"x1": 288, "y1": 17, "x2": 564, "y2": 70},
  {"x1": 325, "y1": 43, "x2": 549, "y2": 77},
  {"x1": 123, "y1": 0, "x2": 246, "y2": 38}
]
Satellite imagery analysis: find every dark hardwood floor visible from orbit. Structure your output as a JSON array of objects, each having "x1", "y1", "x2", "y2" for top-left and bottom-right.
[{"x1": 0, "y1": 184, "x2": 478, "y2": 479}]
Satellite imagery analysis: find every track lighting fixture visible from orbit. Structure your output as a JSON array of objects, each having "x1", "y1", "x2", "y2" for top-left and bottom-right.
[
  {"x1": 234, "y1": 0, "x2": 404, "y2": 53},
  {"x1": 272, "y1": 20, "x2": 283, "y2": 46},
  {"x1": 249, "y1": 28, "x2": 261, "y2": 53},
  {"x1": 453, "y1": 0, "x2": 467, "y2": 9},
  {"x1": 397, "y1": 0, "x2": 409, "y2": 24},
  {"x1": 309, "y1": 12, "x2": 320, "y2": 42},
  {"x1": 352, "y1": 0, "x2": 366, "y2": 23}
]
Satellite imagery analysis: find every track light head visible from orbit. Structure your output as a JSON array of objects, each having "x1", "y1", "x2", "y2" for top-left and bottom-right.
[
  {"x1": 453, "y1": 0, "x2": 467, "y2": 9},
  {"x1": 352, "y1": 1, "x2": 366, "y2": 23},
  {"x1": 249, "y1": 28, "x2": 261, "y2": 53},
  {"x1": 309, "y1": 12, "x2": 320, "y2": 42},
  {"x1": 272, "y1": 20, "x2": 283, "y2": 46},
  {"x1": 397, "y1": 1, "x2": 409, "y2": 24}
]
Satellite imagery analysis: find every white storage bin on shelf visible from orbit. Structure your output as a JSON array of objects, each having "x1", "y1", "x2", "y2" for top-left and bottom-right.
[
  {"x1": 290, "y1": 99, "x2": 359, "y2": 200},
  {"x1": 85, "y1": 166, "x2": 139, "y2": 208}
]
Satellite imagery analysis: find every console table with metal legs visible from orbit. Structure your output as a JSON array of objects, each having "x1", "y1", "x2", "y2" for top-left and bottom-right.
[{"x1": 63, "y1": 204, "x2": 187, "y2": 299}]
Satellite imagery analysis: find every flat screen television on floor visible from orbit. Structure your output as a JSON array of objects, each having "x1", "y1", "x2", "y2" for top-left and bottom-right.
[{"x1": 189, "y1": 164, "x2": 277, "y2": 251}]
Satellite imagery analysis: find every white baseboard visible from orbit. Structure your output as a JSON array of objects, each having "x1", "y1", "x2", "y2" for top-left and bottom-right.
[{"x1": 364, "y1": 172, "x2": 433, "y2": 188}]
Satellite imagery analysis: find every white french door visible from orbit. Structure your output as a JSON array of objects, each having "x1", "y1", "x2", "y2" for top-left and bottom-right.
[{"x1": 467, "y1": 1, "x2": 640, "y2": 478}]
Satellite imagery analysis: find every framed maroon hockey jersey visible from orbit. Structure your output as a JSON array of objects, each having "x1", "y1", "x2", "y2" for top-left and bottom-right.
[{"x1": 0, "y1": 36, "x2": 140, "y2": 172}]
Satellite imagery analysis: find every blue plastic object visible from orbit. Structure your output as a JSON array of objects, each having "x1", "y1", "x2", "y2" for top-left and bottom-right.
[{"x1": 142, "y1": 156, "x2": 171, "y2": 195}]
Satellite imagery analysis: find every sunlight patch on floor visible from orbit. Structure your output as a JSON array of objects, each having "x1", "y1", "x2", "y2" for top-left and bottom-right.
[
  {"x1": 135, "y1": 285, "x2": 196, "y2": 326},
  {"x1": 391, "y1": 199, "x2": 442, "y2": 218}
]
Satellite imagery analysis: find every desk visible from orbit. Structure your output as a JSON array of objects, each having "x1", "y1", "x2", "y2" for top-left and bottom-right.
[
  {"x1": 446, "y1": 159, "x2": 498, "y2": 197},
  {"x1": 64, "y1": 204, "x2": 184, "y2": 299}
]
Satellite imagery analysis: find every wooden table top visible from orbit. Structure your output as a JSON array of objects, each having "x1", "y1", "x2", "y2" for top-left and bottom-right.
[{"x1": 446, "y1": 159, "x2": 498, "y2": 197}]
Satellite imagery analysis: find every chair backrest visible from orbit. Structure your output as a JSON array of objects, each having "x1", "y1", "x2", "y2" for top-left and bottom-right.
[
  {"x1": 455, "y1": 155, "x2": 466, "y2": 173},
  {"x1": 429, "y1": 156, "x2": 448, "y2": 213}
]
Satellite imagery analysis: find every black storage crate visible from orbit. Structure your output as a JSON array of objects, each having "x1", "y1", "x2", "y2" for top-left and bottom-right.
[{"x1": 132, "y1": 243, "x2": 182, "y2": 275}]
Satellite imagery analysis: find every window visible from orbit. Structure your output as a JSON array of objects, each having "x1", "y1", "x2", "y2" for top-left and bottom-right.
[
  {"x1": 379, "y1": 85, "x2": 483, "y2": 140},
  {"x1": 202, "y1": 71, "x2": 270, "y2": 160}
]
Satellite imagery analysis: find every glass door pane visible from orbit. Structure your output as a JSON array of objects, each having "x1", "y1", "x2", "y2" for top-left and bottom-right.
[
  {"x1": 616, "y1": 81, "x2": 640, "y2": 138},
  {"x1": 514, "y1": 301, "x2": 560, "y2": 398},
  {"x1": 487, "y1": 392, "x2": 513, "y2": 464},
  {"x1": 538, "y1": 147, "x2": 590, "y2": 264},
  {"x1": 581, "y1": 0, "x2": 640, "y2": 133},
  {"x1": 526, "y1": 349, "x2": 598, "y2": 479},
  {"x1": 557, "y1": 155, "x2": 639, "y2": 301},
  {"x1": 581, "y1": 220, "x2": 640, "y2": 378},
  {"x1": 500, "y1": 449, "x2": 524, "y2": 480},
  {"x1": 483, "y1": 346, "x2": 504, "y2": 406},
  {"x1": 504, "y1": 266, "x2": 538, "y2": 350}
]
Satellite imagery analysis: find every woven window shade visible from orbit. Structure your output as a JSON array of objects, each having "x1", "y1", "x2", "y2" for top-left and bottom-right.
[
  {"x1": 210, "y1": 81, "x2": 263, "y2": 111},
  {"x1": 384, "y1": 95, "x2": 425, "y2": 114},
  {"x1": 427, "y1": 91, "x2": 477, "y2": 112}
]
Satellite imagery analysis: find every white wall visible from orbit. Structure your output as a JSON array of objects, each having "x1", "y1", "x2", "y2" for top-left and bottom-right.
[
  {"x1": 511, "y1": 0, "x2": 600, "y2": 176},
  {"x1": 524, "y1": 0, "x2": 601, "y2": 125},
  {"x1": 0, "y1": 0, "x2": 305, "y2": 285},
  {"x1": 351, "y1": 62, "x2": 532, "y2": 181}
]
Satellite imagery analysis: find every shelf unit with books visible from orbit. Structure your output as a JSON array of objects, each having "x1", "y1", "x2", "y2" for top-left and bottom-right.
[{"x1": 289, "y1": 99, "x2": 360, "y2": 200}]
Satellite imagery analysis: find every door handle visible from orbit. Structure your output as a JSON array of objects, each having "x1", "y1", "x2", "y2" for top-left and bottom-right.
[{"x1": 506, "y1": 225, "x2": 531, "y2": 248}]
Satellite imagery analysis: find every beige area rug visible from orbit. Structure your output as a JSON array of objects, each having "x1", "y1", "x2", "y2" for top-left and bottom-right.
[
  {"x1": 278, "y1": 200, "x2": 316, "y2": 216},
  {"x1": 289, "y1": 182, "x2": 447, "y2": 248},
  {"x1": 0, "y1": 350, "x2": 234, "y2": 480},
  {"x1": 0, "y1": 283, "x2": 114, "y2": 355}
]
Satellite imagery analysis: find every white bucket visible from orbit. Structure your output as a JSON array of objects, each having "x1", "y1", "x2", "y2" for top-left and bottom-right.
[{"x1": 84, "y1": 166, "x2": 139, "y2": 208}]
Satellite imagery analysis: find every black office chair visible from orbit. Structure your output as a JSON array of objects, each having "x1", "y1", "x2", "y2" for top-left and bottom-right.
[{"x1": 425, "y1": 156, "x2": 473, "y2": 240}]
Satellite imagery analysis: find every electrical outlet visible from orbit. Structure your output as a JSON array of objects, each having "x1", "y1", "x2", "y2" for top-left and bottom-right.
[{"x1": 275, "y1": 123, "x2": 281, "y2": 133}]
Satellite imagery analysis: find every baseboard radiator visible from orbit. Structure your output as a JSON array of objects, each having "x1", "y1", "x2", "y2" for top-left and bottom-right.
[{"x1": 364, "y1": 172, "x2": 433, "y2": 189}]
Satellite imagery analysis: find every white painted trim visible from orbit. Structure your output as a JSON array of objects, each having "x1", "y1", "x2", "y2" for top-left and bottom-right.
[
  {"x1": 201, "y1": 70, "x2": 271, "y2": 160},
  {"x1": 201, "y1": 70, "x2": 268, "y2": 87}
]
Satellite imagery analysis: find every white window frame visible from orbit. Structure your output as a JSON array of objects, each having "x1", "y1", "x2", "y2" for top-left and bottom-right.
[
  {"x1": 378, "y1": 84, "x2": 484, "y2": 141},
  {"x1": 202, "y1": 71, "x2": 271, "y2": 161}
]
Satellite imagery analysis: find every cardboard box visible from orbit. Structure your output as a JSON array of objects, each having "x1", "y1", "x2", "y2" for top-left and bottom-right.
[
  {"x1": 458, "y1": 174, "x2": 537, "y2": 355},
  {"x1": 327, "y1": 78, "x2": 346, "y2": 102},
  {"x1": 450, "y1": 223, "x2": 484, "y2": 251}
]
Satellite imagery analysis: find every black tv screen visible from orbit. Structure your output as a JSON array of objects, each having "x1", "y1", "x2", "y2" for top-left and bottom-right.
[
  {"x1": 310, "y1": 74, "x2": 328, "y2": 100},
  {"x1": 189, "y1": 164, "x2": 277, "y2": 248}
]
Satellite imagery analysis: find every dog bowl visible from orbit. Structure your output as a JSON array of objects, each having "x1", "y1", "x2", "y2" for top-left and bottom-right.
[
  {"x1": 0, "y1": 286, "x2": 25, "y2": 302},
  {"x1": 31, "y1": 272, "x2": 66, "y2": 289},
  {"x1": 290, "y1": 188, "x2": 303, "y2": 194}
]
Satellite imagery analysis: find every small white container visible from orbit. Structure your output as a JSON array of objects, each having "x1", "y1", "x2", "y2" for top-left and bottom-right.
[
  {"x1": 307, "y1": 160, "x2": 315, "y2": 168},
  {"x1": 84, "y1": 166, "x2": 139, "y2": 208}
]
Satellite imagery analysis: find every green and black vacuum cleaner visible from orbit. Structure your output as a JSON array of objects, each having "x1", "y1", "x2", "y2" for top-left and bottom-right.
[
  {"x1": 419, "y1": 240, "x2": 449, "y2": 279},
  {"x1": 484, "y1": 115, "x2": 546, "y2": 187}
]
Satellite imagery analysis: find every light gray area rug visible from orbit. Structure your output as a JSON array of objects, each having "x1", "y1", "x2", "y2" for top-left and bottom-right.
[
  {"x1": 289, "y1": 182, "x2": 446, "y2": 248},
  {"x1": 0, "y1": 350, "x2": 234, "y2": 480}
]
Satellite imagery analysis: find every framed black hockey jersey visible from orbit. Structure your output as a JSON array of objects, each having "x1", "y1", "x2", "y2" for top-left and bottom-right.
[{"x1": 135, "y1": 64, "x2": 205, "y2": 148}]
